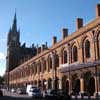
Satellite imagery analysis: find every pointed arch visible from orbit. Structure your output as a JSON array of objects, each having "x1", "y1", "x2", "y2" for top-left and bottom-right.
[
  {"x1": 85, "y1": 39, "x2": 91, "y2": 58},
  {"x1": 72, "y1": 45, "x2": 78, "y2": 62}
]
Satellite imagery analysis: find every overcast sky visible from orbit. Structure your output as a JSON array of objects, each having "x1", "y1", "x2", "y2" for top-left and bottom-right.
[{"x1": 0, "y1": 0, "x2": 100, "y2": 76}]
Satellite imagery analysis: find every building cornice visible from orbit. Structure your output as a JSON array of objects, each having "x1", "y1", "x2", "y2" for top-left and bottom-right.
[{"x1": 10, "y1": 17, "x2": 100, "y2": 74}]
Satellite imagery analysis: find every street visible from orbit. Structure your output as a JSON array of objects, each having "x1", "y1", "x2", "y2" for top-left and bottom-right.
[
  {"x1": 0, "y1": 96, "x2": 32, "y2": 100},
  {"x1": 0, "y1": 89, "x2": 99, "y2": 100},
  {"x1": 1, "y1": 89, "x2": 33, "y2": 100}
]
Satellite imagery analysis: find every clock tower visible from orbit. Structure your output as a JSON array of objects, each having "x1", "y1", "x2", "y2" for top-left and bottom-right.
[
  {"x1": 6, "y1": 12, "x2": 37, "y2": 72},
  {"x1": 6, "y1": 13, "x2": 20, "y2": 71},
  {"x1": 7, "y1": 13, "x2": 20, "y2": 47}
]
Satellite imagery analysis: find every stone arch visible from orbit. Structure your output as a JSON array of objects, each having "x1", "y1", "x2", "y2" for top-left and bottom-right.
[
  {"x1": 96, "y1": 31, "x2": 100, "y2": 59},
  {"x1": 48, "y1": 78, "x2": 52, "y2": 89},
  {"x1": 81, "y1": 36, "x2": 92, "y2": 60},
  {"x1": 60, "y1": 46, "x2": 65, "y2": 64},
  {"x1": 34, "y1": 63, "x2": 37, "y2": 75},
  {"x1": 70, "y1": 40, "x2": 80, "y2": 49},
  {"x1": 34, "y1": 80, "x2": 37, "y2": 86},
  {"x1": 37, "y1": 60, "x2": 41, "y2": 74},
  {"x1": 81, "y1": 34, "x2": 92, "y2": 48},
  {"x1": 54, "y1": 52, "x2": 59, "y2": 68},
  {"x1": 70, "y1": 40, "x2": 79, "y2": 63},
  {"x1": 43, "y1": 59, "x2": 46, "y2": 72},
  {"x1": 62, "y1": 75, "x2": 69, "y2": 93},
  {"x1": 94, "y1": 26, "x2": 100, "y2": 39},
  {"x1": 38, "y1": 80, "x2": 42, "y2": 88},
  {"x1": 63, "y1": 50, "x2": 68, "y2": 64},
  {"x1": 72, "y1": 45, "x2": 78, "y2": 62},
  {"x1": 89, "y1": 77, "x2": 95, "y2": 96},
  {"x1": 71, "y1": 73, "x2": 80, "y2": 94},
  {"x1": 85, "y1": 39, "x2": 91, "y2": 58},
  {"x1": 83, "y1": 71, "x2": 95, "y2": 95},
  {"x1": 43, "y1": 79, "x2": 47, "y2": 90},
  {"x1": 48, "y1": 54, "x2": 52, "y2": 71}
]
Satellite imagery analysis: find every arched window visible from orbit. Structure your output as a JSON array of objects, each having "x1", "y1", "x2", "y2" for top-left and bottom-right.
[
  {"x1": 73, "y1": 46, "x2": 78, "y2": 62},
  {"x1": 50, "y1": 57, "x2": 52, "y2": 69},
  {"x1": 63, "y1": 50, "x2": 67, "y2": 64},
  {"x1": 48, "y1": 56, "x2": 52, "y2": 71},
  {"x1": 85, "y1": 40, "x2": 90, "y2": 58},
  {"x1": 43, "y1": 60, "x2": 46, "y2": 72},
  {"x1": 34, "y1": 64, "x2": 37, "y2": 75},
  {"x1": 39, "y1": 62, "x2": 41, "y2": 72},
  {"x1": 97, "y1": 34, "x2": 100, "y2": 59},
  {"x1": 55, "y1": 54, "x2": 59, "y2": 67}
]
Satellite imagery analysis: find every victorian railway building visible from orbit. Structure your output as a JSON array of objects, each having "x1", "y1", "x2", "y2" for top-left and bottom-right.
[{"x1": 5, "y1": 4, "x2": 100, "y2": 95}]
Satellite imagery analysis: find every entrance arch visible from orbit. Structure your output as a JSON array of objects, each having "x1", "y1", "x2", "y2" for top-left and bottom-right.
[
  {"x1": 84, "y1": 72, "x2": 95, "y2": 95},
  {"x1": 72, "y1": 79, "x2": 80, "y2": 94},
  {"x1": 43, "y1": 79, "x2": 47, "y2": 90},
  {"x1": 62, "y1": 76, "x2": 69, "y2": 93},
  {"x1": 66, "y1": 80, "x2": 69, "y2": 93},
  {"x1": 48, "y1": 78, "x2": 52, "y2": 89},
  {"x1": 89, "y1": 77, "x2": 95, "y2": 96}
]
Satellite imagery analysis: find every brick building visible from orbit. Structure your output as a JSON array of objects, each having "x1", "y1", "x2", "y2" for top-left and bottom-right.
[{"x1": 5, "y1": 4, "x2": 100, "y2": 95}]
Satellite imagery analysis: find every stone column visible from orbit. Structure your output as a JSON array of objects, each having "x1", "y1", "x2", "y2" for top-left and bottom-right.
[
  {"x1": 67, "y1": 44, "x2": 72, "y2": 94},
  {"x1": 52, "y1": 53, "x2": 56, "y2": 90},
  {"x1": 94, "y1": 38, "x2": 98, "y2": 60},
  {"x1": 80, "y1": 78, "x2": 84, "y2": 94},
  {"x1": 91, "y1": 38, "x2": 96, "y2": 61},
  {"x1": 78, "y1": 44, "x2": 83, "y2": 63},
  {"x1": 59, "y1": 78, "x2": 62, "y2": 89},
  {"x1": 94, "y1": 76, "x2": 99, "y2": 93},
  {"x1": 52, "y1": 54, "x2": 55, "y2": 90},
  {"x1": 59, "y1": 52, "x2": 63, "y2": 65},
  {"x1": 46, "y1": 58, "x2": 49, "y2": 72}
]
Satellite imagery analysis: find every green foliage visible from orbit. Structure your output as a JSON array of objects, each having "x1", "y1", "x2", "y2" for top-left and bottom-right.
[{"x1": 0, "y1": 76, "x2": 4, "y2": 85}]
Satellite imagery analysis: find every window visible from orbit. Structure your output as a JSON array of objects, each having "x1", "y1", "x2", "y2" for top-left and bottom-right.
[
  {"x1": 85, "y1": 40, "x2": 90, "y2": 58},
  {"x1": 63, "y1": 51, "x2": 67, "y2": 64},
  {"x1": 50, "y1": 57, "x2": 52, "y2": 69},
  {"x1": 48, "y1": 56, "x2": 52, "y2": 70},
  {"x1": 34, "y1": 64, "x2": 37, "y2": 75},
  {"x1": 55, "y1": 54, "x2": 59, "y2": 67},
  {"x1": 73, "y1": 46, "x2": 78, "y2": 62},
  {"x1": 43, "y1": 60, "x2": 46, "y2": 72},
  {"x1": 97, "y1": 34, "x2": 100, "y2": 59},
  {"x1": 39, "y1": 62, "x2": 41, "y2": 72}
]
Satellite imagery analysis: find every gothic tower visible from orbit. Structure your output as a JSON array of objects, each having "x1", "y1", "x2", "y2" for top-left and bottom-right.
[
  {"x1": 6, "y1": 13, "x2": 20, "y2": 71},
  {"x1": 7, "y1": 13, "x2": 20, "y2": 47}
]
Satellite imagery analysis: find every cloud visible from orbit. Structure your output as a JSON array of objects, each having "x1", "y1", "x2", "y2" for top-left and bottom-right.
[{"x1": 0, "y1": 52, "x2": 5, "y2": 61}]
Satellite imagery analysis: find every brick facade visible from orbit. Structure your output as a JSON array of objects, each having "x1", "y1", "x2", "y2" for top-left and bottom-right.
[{"x1": 5, "y1": 4, "x2": 100, "y2": 95}]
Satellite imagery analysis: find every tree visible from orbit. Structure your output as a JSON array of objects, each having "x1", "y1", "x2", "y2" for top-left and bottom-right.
[{"x1": 0, "y1": 76, "x2": 4, "y2": 85}]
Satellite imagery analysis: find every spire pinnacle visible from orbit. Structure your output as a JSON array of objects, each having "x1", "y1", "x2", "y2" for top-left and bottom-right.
[{"x1": 12, "y1": 11, "x2": 17, "y2": 33}]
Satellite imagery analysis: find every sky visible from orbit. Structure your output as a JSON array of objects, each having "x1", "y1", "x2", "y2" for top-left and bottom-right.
[{"x1": 0, "y1": 0, "x2": 100, "y2": 76}]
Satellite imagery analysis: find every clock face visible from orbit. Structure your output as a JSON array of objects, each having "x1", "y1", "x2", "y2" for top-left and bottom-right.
[{"x1": 12, "y1": 36, "x2": 16, "y2": 41}]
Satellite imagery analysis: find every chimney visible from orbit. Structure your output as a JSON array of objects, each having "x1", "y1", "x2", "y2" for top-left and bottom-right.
[
  {"x1": 76, "y1": 18, "x2": 83, "y2": 30},
  {"x1": 41, "y1": 44, "x2": 45, "y2": 51},
  {"x1": 62, "y1": 28, "x2": 68, "y2": 39},
  {"x1": 37, "y1": 47, "x2": 41, "y2": 54},
  {"x1": 52, "y1": 36, "x2": 57, "y2": 45},
  {"x1": 96, "y1": 4, "x2": 100, "y2": 18}
]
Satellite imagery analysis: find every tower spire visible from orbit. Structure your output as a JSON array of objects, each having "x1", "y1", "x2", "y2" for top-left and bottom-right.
[{"x1": 12, "y1": 11, "x2": 17, "y2": 33}]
